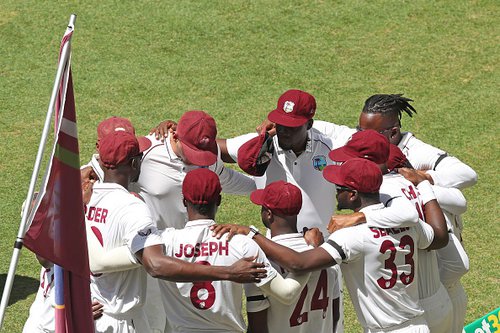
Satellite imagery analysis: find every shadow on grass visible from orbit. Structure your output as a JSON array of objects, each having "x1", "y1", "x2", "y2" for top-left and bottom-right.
[{"x1": 0, "y1": 274, "x2": 38, "y2": 306}]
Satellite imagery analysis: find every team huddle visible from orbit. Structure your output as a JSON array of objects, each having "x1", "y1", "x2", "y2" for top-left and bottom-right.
[{"x1": 23, "y1": 90, "x2": 476, "y2": 333}]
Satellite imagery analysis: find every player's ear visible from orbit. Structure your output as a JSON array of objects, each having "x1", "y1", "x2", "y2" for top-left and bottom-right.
[
  {"x1": 216, "y1": 194, "x2": 222, "y2": 207},
  {"x1": 306, "y1": 119, "x2": 314, "y2": 130},
  {"x1": 182, "y1": 198, "x2": 187, "y2": 208}
]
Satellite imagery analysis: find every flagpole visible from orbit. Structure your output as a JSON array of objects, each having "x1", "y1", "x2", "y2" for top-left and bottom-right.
[{"x1": 0, "y1": 14, "x2": 76, "y2": 329}]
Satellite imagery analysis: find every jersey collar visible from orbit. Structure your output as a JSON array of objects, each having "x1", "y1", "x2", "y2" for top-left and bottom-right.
[
  {"x1": 271, "y1": 233, "x2": 304, "y2": 242},
  {"x1": 184, "y1": 219, "x2": 217, "y2": 228},
  {"x1": 359, "y1": 203, "x2": 385, "y2": 213}
]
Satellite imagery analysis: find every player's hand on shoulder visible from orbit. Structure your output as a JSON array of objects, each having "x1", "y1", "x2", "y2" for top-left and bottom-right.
[
  {"x1": 256, "y1": 119, "x2": 276, "y2": 137},
  {"x1": 81, "y1": 165, "x2": 98, "y2": 183},
  {"x1": 397, "y1": 167, "x2": 433, "y2": 185},
  {"x1": 228, "y1": 256, "x2": 267, "y2": 284},
  {"x1": 82, "y1": 178, "x2": 95, "y2": 205},
  {"x1": 328, "y1": 212, "x2": 365, "y2": 234},
  {"x1": 149, "y1": 119, "x2": 177, "y2": 141},
  {"x1": 210, "y1": 224, "x2": 250, "y2": 241},
  {"x1": 302, "y1": 227, "x2": 324, "y2": 247}
]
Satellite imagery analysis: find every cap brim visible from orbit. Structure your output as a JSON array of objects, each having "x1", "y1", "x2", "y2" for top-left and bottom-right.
[
  {"x1": 328, "y1": 147, "x2": 358, "y2": 163},
  {"x1": 250, "y1": 189, "x2": 266, "y2": 206},
  {"x1": 180, "y1": 141, "x2": 218, "y2": 166},
  {"x1": 137, "y1": 136, "x2": 152, "y2": 152},
  {"x1": 322, "y1": 165, "x2": 345, "y2": 186},
  {"x1": 268, "y1": 109, "x2": 309, "y2": 127}
]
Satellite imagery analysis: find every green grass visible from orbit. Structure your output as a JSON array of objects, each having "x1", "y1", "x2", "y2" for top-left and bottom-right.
[{"x1": 0, "y1": 1, "x2": 498, "y2": 332}]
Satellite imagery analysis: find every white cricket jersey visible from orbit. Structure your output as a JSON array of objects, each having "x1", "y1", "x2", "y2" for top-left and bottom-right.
[
  {"x1": 86, "y1": 182, "x2": 162, "y2": 315},
  {"x1": 320, "y1": 203, "x2": 434, "y2": 331},
  {"x1": 22, "y1": 267, "x2": 55, "y2": 333},
  {"x1": 246, "y1": 233, "x2": 340, "y2": 333},
  {"x1": 397, "y1": 132, "x2": 477, "y2": 189},
  {"x1": 227, "y1": 127, "x2": 353, "y2": 236},
  {"x1": 365, "y1": 172, "x2": 421, "y2": 229},
  {"x1": 157, "y1": 219, "x2": 277, "y2": 333},
  {"x1": 128, "y1": 134, "x2": 256, "y2": 230}
]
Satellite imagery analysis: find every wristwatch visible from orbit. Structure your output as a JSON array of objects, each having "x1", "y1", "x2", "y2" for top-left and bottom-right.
[{"x1": 247, "y1": 225, "x2": 260, "y2": 239}]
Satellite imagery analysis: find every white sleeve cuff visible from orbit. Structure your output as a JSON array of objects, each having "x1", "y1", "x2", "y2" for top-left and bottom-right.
[{"x1": 417, "y1": 180, "x2": 436, "y2": 204}]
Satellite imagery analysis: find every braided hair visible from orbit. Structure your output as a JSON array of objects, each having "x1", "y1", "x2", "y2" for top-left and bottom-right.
[{"x1": 362, "y1": 94, "x2": 417, "y2": 119}]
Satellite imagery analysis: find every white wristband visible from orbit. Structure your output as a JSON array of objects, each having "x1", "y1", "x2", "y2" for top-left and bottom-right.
[{"x1": 417, "y1": 180, "x2": 436, "y2": 205}]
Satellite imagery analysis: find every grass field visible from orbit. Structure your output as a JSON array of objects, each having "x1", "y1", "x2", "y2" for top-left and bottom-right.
[{"x1": 0, "y1": 1, "x2": 498, "y2": 332}]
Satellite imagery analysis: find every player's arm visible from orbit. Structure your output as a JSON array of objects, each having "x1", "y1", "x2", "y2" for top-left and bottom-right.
[
  {"x1": 429, "y1": 184, "x2": 467, "y2": 216},
  {"x1": 86, "y1": 226, "x2": 140, "y2": 273},
  {"x1": 425, "y1": 156, "x2": 477, "y2": 189},
  {"x1": 136, "y1": 244, "x2": 267, "y2": 283},
  {"x1": 247, "y1": 310, "x2": 268, "y2": 333},
  {"x1": 436, "y1": 232, "x2": 469, "y2": 286},
  {"x1": 258, "y1": 268, "x2": 310, "y2": 305},
  {"x1": 212, "y1": 224, "x2": 336, "y2": 273},
  {"x1": 418, "y1": 180, "x2": 449, "y2": 249},
  {"x1": 328, "y1": 195, "x2": 419, "y2": 233}
]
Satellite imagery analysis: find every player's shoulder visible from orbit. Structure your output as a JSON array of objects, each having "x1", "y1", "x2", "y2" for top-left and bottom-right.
[{"x1": 400, "y1": 132, "x2": 445, "y2": 154}]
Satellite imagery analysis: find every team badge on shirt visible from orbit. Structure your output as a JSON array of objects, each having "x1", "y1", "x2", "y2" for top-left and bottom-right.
[{"x1": 312, "y1": 155, "x2": 327, "y2": 171}]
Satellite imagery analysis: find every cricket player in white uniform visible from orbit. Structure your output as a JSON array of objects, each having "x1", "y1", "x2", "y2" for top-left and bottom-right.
[
  {"x1": 329, "y1": 131, "x2": 454, "y2": 332},
  {"x1": 129, "y1": 110, "x2": 256, "y2": 230},
  {"x1": 133, "y1": 168, "x2": 310, "y2": 333},
  {"x1": 87, "y1": 131, "x2": 163, "y2": 333},
  {"x1": 212, "y1": 158, "x2": 449, "y2": 332},
  {"x1": 22, "y1": 266, "x2": 55, "y2": 332},
  {"x1": 389, "y1": 145, "x2": 470, "y2": 333},
  {"x1": 245, "y1": 181, "x2": 340, "y2": 333}
]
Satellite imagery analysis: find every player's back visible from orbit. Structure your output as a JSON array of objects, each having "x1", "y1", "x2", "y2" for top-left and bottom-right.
[
  {"x1": 267, "y1": 234, "x2": 338, "y2": 333},
  {"x1": 160, "y1": 219, "x2": 272, "y2": 333},
  {"x1": 325, "y1": 203, "x2": 434, "y2": 331},
  {"x1": 86, "y1": 183, "x2": 150, "y2": 315}
]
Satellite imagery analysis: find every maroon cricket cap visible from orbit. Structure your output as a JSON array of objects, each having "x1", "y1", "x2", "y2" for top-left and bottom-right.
[
  {"x1": 237, "y1": 129, "x2": 274, "y2": 176},
  {"x1": 323, "y1": 158, "x2": 382, "y2": 193},
  {"x1": 182, "y1": 168, "x2": 222, "y2": 205},
  {"x1": 97, "y1": 116, "x2": 135, "y2": 141},
  {"x1": 328, "y1": 130, "x2": 390, "y2": 164},
  {"x1": 386, "y1": 144, "x2": 411, "y2": 171},
  {"x1": 250, "y1": 180, "x2": 302, "y2": 216},
  {"x1": 175, "y1": 111, "x2": 218, "y2": 166},
  {"x1": 268, "y1": 90, "x2": 316, "y2": 127},
  {"x1": 99, "y1": 131, "x2": 141, "y2": 169}
]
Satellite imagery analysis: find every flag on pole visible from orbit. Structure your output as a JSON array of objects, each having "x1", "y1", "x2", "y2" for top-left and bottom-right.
[{"x1": 23, "y1": 22, "x2": 94, "y2": 333}]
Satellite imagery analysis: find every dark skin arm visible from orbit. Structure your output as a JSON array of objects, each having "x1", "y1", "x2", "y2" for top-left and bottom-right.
[
  {"x1": 136, "y1": 244, "x2": 267, "y2": 283},
  {"x1": 397, "y1": 168, "x2": 448, "y2": 249},
  {"x1": 247, "y1": 310, "x2": 268, "y2": 333},
  {"x1": 422, "y1": 199, "x2": 449, "y2": 250},
  {"x1": 216, "y1": 138, "x2": 236, "y2": 163},
  {"x1": 211, "y1": 225, "x2": 336, "y2": 274}
]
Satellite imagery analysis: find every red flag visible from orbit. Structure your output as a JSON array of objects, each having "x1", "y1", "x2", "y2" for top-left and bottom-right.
[{"x1": 24, "y1": 27, "x2": 94, "y2": 333}]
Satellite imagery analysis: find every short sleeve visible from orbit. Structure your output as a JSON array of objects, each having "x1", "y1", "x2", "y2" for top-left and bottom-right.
[
  {"x1": 244, "y1": 283, "x2": 271, "y2": 313},
  {"x1": 237, "y1": 235, "x2": 277, "y2": 287},
  {"x1": 124, "y1": 200, "x2": 163, "y2": 254},
  {"x1": 415, "y1": 220, "x2": 434, "y2": 250},
  {"x1": 320, "y1": 227, "x2": 362, "y2": 264}
]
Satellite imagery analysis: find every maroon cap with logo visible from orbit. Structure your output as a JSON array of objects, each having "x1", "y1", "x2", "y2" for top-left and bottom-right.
[
  {"x1": 98, "y1": 131, "x2": 140, "y2": 169},
  {"x1": 250, "y1": 180, "x2": 302, "y2": 216},
  {"x1": 97, "y1": 116, "x2": 135, "y2": 141},
  {"x1": 182, "y1": 168, "x2": 222, "y2": 205},
  {"x1": 237, "y1": 129, "x2": 274, "y2": 176},
  {"x1": 175, "y1": 111, "x2": 218, "y2": 166},
  {"x1": 323, "y1": 158, "x2": 382, "y2": 193},
  {"x1": 328, "y1": 130, "x2": 390, "y2": 164},
  {"x1": 267, "y1": 89, "x2": 316, "y2": 127},
  {"x1": 387, "y1": 144, "x2": 412, "y2": 171}
]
